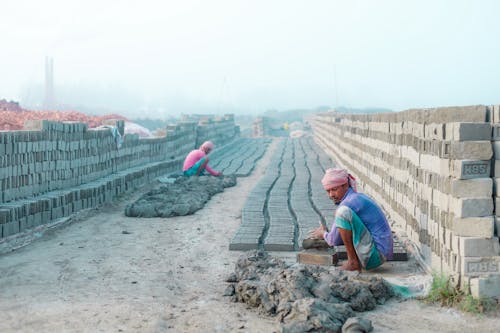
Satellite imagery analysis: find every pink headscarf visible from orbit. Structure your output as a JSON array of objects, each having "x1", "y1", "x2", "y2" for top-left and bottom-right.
[
  {"x1": 321, "y1": 168, "x2": 357, "y2": 192},
  {"x1": 200, "y1": 141, "x2": 214, "y2": 153}
]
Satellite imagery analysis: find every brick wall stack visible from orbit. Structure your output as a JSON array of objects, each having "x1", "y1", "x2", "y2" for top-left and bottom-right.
[
  {"x1": 312, "y1": 105, "x2": 500, "y2": 298},
  {"x1": 195, "y1": 114, "x2": 239, "y2": 148},
  {"x1": 252, "y1": 117, "x2": 275, "y2": 138},
  {"x1": 165, "y1": 121, "x2": 198, "y2": 159},
  {"x1": 0, "y1": 115, "x2": 238, "y2": 239}
]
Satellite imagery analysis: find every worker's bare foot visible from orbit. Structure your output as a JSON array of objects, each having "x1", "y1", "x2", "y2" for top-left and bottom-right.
[{"x1": 339, "y1": 260, "x2": 361, "y2": 272}]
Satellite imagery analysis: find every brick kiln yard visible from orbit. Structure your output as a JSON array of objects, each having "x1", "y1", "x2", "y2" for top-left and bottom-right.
[{"x1": 0, "y1": 137, "x2": 499, "y2": 332}]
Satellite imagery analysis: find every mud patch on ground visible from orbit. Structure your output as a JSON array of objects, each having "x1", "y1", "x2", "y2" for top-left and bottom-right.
[
  {"x1": 124, "y1": 175, "x2": 236, "y2": 217},
  {"x1": 225, "y1": 250, "x2": 393, "y2": 332}
]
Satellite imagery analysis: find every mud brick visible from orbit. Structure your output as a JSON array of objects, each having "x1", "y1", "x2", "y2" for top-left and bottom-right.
[
  {"x1": 51, "y1": 206, "x2": 63, "y2": 219},
  {"x1": 451, "y1": 197, "x2": 493, "y2": 218},
  {"x1": 461, "y1": 256, "x2": 500, "y2": 277},
  {"x1": 445, "y1": 122, "x2": 491, "y2": 141},
  {"x1": 451, "y1": 217, "x2": 494, "y2": 238},
  {"x1": 26, "y1": 215, "x2": 35, "y2": 229},
  {"x1": 336, "y1": 245, "x2": 408, "y2": 261},
  {"x1": 302, "y1": 238, "x2": 330, "y2": 250},
  {"x1": 493, "y1": 142, "x2": 500, "y2": 159},
  {"x1": 336, "y1": 246, "x2": 348, "y2": 260},
  {"x1": 297, "y1": 249, "x2": 338, "y2": 266},
  {"x1": 492, "y1": 124, "x2": 500, "y2": 140},
  {"x1": 492, "y1": 105, "x2": 500, "y2": 123},
  {"x1": 451, "y1": 178, "x2": 492, "y2": 198},
  {"x1": 392, "y1": 248, "x2": 408, "y2": 261},
  {"x1": 229, "y1": 242, "x2": 259, "y2": 251},
  {"x1": 468, "y1": 275, "x2": 500, "y2": 298},
  {"x1": 264, "y1": 239, "x2": 294, "y2": 251},
  {"x1": 459, "y1": 236, "x2": 500, "y2": 257},
  {"x1": 2, "y1": 221, "x2": 20, "y2": 237},
  {"x1": 228, "y1": 238, "x2": 260, "y2": 251},
  {"x1": 451, "y1": 160, "x2": 490, "y2": 180},
  {"x1": 0, "y1": 209, "x2": 11, "y2": 224},
  {"x1": 40, "y1": 211, "x2": 50, "y2": 224},
  {"x1": 450, "y1": 140, "x2": 493, "y2": 160},
  {"x1": 32, "y1": 212, "x2": 42, "y2": 227}
]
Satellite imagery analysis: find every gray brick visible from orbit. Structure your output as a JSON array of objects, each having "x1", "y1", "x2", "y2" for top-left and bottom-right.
[
  {"x1": 469, "y1": 275, "x2": 500, "y2": 297},
  {"x1": 452, "y1": 217, "x2": 494, "y2": 238},
  {"x1": 459, "y1": 236, "x2": 500, "y2": 257},
  {"x1": 446, "y1": 122, "x2": 491, "y2": 141},
  {"x1": 461, "y1": 256, "x2": 500, "y2": 277}
]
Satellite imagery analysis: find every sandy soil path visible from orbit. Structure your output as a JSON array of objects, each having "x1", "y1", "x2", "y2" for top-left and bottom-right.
[{"x1": 0, "y1": 138, "x2": 498, "y2": 333}]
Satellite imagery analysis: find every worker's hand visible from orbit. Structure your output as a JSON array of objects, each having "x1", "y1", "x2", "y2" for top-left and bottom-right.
[{"x1": 308, "y1": 225, "x2": 326, "y2": 239}]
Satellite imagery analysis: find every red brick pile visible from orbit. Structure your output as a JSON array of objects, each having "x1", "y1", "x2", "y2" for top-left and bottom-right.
[
  {"x1": 0, "y1": 100, "x2": 128, "y2": 131},
  {"x1": 0, "y1": 99, "x2": 23, "y2": 112}
]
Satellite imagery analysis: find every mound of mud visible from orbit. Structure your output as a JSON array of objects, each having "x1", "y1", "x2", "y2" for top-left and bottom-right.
[
  {"x1": 125, "y1": 175, "x2": 236, "y2": 217},
  {"x1": 224, "y1": 250, "x2": 393, "y2": 333}
]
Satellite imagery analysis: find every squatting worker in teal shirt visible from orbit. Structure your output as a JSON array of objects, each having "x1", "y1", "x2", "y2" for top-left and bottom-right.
[{"x1": 309, "y1": 168, "x2": 393, "y2": 271}]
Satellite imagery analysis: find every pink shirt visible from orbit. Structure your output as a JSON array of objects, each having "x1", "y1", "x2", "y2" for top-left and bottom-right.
[{"x1": 182, "y1": 149, "x2": 219, "y2": 176}]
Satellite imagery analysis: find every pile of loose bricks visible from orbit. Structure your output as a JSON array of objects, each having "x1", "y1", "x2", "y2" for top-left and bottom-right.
[
  {"x1": 0, "y1": 115, "x2": 238, "y2": 239},
  {"x1": 312, "y1": 105, "x2": 500, "y2": 298}
]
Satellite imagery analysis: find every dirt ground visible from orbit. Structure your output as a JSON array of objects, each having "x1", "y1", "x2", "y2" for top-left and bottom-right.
[{"x1": 0, "y1": 139, "x2": 499, "y2": 333}]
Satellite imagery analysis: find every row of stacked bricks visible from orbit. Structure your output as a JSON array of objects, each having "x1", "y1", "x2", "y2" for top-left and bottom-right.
[
  {"x1": 0, "y1": 119, "x2": 180, "y2": 204},
  {"x1": 229, "y1": 140, "x2": 286, "y2": 250},
  {"x1": 292, "y1": 137, "x2": 334, "y2": 247},
  {"x1": 209, "y1": 138, "x2": 269, "y2": 176},
  {"x1": 195, "y1": 114, "x2": 238, "y2": 148},
  {"x1": 265, "y1": 139, "x2": 295, "y2": 250},
  {"x1": 0, "y1": 165, "x2": 169, "y2": 237},
  {"x1": 312, "y1": 105, "x2": 500, "y2": 297},
  {"x1": 0, "y1": 117, "x2": 231, "y2": 239},
  {"x1": 229, "y1": 137, "x2": 334, "y2": 251}
]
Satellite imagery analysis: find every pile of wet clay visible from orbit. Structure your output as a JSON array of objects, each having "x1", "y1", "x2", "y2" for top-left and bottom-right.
[
  {"x1": 125, "y1": 175, "x2": 236, "y2": 217},
  {"x1": 224, "y1": 250, "x2": 393, "y2": 333}
]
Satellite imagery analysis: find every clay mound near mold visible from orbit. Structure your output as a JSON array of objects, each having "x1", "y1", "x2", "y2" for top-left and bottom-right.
[
  {"x1": 225, "y1": 250, "x2": 393, "y2": 332},
  {"x1": 125, "y1": 175, "x2": 236, "y2": 218}
]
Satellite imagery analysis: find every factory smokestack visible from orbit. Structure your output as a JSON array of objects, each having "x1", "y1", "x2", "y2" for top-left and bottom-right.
[{"x1": 43, "y1": 56, "x2": 55, "y2": 110}]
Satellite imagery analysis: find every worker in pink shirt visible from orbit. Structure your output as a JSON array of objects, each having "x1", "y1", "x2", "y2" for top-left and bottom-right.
[{"x1": 182, "y1": 141, "x2": 222, "y2": 177}]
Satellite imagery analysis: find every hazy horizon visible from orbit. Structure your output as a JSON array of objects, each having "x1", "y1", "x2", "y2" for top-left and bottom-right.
[{"x1": 1, "y1": 0, "x2": 499, "y2": 118}]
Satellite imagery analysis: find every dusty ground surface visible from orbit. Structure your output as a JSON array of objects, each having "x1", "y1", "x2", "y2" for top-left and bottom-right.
[{"x1": 0, "y1": 139, "x2": 499, "y2": 333}]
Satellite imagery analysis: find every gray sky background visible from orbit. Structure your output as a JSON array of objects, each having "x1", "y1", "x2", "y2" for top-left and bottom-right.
[{"x1": 1, "y1": 0, "x2": 499, "y2": 118}]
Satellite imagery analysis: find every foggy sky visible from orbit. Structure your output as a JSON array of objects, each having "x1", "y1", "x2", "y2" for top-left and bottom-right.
[{"x1": 1, "y1": 0, "x2": 499, "y2": 118}]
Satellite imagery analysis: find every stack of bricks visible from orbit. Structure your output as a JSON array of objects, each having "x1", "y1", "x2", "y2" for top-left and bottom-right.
[
  {"x1": 312, "y1": 105, "x2": 500, "y2": 298},
  {"x1": 165, "y1": 121, "x2": 198, "y2": 159},
  {"x1": 0, "y1": 115, "x2": 239, "y2": 239},
  {"x1": 252, "y1": 117, "x2": 266, "y2": 137},
  {"x1": 195, "y1": 114, "x2": 238, "y2": 148}
]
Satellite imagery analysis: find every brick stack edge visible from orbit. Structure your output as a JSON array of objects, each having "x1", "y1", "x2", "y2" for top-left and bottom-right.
[
  {"x1": 0, "y1": 116, "x2": 239, "y2": 240},
  {"x1": 312, "y1": 105, "x2": 500, "y2": 298}
]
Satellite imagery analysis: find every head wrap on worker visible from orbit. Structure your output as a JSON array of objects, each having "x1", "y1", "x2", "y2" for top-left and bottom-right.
[
  {"x1": 321, "y1": 167, "x2": 357, "y2": 192},
  {"x1": 200, "y1": 141, "x2": 215, "y2": 153}
]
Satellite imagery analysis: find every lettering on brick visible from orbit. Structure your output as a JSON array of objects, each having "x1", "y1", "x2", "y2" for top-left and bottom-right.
[
  {"x1": 461, "y1": 161, "x2": 489, "y2": 179},
  {"x1": 466, "y1": 261, "x2": 499, "y2": 274}
]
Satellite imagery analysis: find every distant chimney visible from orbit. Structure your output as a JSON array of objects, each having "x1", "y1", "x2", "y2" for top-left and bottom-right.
[{"x1": 43, "y1": 56, "x2": 55, "y2": 110}]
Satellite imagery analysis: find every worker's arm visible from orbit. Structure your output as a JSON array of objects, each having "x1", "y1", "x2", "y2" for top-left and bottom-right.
[{"x1": 205, "y1": 164, "x2": 222, "y2": 176}]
